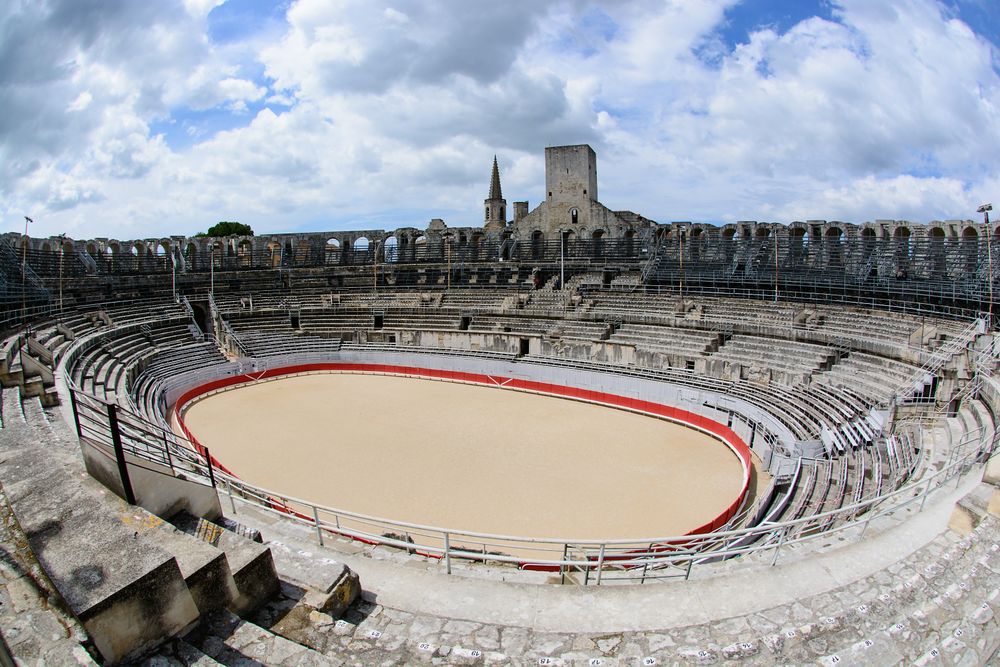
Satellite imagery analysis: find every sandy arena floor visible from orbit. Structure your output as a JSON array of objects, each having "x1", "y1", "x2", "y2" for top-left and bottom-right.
[{"x1": 181, "y1": 373, "x2": 745, "y2": 541}]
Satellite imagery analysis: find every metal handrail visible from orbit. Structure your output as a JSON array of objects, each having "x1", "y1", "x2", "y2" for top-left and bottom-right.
[{"x1": 65, "y1": 353, "x2": 1000, "y2": 581}]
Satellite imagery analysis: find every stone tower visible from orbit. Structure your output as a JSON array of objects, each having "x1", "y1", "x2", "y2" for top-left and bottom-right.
[
  {"x1": 484, "y1": 156, "x2": 507, "y2": 232},
  {"x1": 545, "y1": 144, "x2": 597, "y2": 206}
]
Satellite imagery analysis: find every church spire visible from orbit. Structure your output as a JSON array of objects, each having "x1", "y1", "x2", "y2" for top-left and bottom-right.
[
  {"x1": 489, "y1": 155, "x2": 503, "y2": 200},
  {"x1": 484, "y1": 155, "x2": 507, "y2": 232}
]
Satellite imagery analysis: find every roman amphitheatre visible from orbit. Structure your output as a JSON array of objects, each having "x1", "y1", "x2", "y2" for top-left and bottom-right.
[{"x1": 1, "y1": 144, "x2": 999, "y2": 666}]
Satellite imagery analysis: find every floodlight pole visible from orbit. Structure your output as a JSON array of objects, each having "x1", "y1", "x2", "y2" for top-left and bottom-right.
[
  {"x1": 980, "y1": 204, "x2": 994, "y2": 328},
  {"x1": 560, "y1": 229, "x2": 565, "y2": 290},
  {"x1": 21, "y1": 217, "x2": 30, "y2": 328},
  {"x1": 445, "y1": 236, "x2": 452, "y2": 290},
  {"x1": 774, "y1": 232, "x2": 779, "y2": 304},
  {"x1": 210, "y1": 241, "x2": 216, "y2": 300},
  {"x1": 56, "y1": 234, "x2": 66, "y2": 317}
]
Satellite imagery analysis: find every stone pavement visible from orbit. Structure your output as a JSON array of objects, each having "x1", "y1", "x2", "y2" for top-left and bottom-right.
[{"x1": 222, "y1": 472, "x2": 1000, "y2": 665}]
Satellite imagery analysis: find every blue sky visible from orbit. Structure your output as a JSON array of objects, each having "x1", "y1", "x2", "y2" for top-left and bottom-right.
[{"x1": 1, "y1": 0, "x2": 999, "y2": 240}]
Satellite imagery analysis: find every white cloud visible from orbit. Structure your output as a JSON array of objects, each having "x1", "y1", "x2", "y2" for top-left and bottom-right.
[
  {"x1": 1, "y1": 0, "x2": 999, "y2": 241},
  {"x1": 66, "y1": 91, "x2": 93, "y2": 112}
]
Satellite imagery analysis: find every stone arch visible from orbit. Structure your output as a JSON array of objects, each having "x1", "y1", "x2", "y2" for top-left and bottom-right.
[
  {"x1": 531, "y1": 229, "x2": 545, "y2": 260},
  {"x1": 156, "y1": 242, "x2": 168, "y2": 257},
  {"x1": 237, "y1": 239, "x2": 253, "y2": 267},
  {"x1": 325, "y1": 238, "x2": 340, "y2": 265},
  {"x1": 591, "y1": 228, "x2": 606, "y2": 258},
  {"x1": 413, "y1": 235, "x2": 427, "y2": 261},
  {"x1": 570, "y1": 207, "x2": 579, "y2": 226},
  {"x1": 825, "y1": 227, "x2": 843, "y2": 266},
  {"x1": 384, "y1": 236, "x2": 399, "y2": 263},
  {"x1": 265, "y1": 242, "x2": 280, "y2": 268},
  {"x1": 962, "y1": 226, "x2": 980, "y2": 273},
  {"x1": 623, "y1": 229, "x2": 636, "y2": 257},
  {"x1": 86, "y1": 242, "x2": 97, "y2": 257}
]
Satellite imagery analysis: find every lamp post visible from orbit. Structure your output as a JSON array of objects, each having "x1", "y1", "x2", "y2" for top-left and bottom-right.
[
  {"x1": 209, "y1": 241, "x2": 217, "y2": 300},
  {"x1": 444, "y1": 233, "x2": 453, "y2": 290},
  {"x1": 21, "y1": 216, "x2": 32, "y2": 328},
  {"x1": 560, "y1": 228, "x2": 565, "y2": 290},
  {"x1": 979, "y1": 203, "x2": 993, "y2": 328},
  {"x1": 55, "y1": 234, "x2": 66, "y2": 317}
]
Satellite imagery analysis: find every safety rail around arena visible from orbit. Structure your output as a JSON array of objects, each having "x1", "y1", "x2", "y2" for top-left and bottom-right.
[{"x1": 63, "y1": 358, "x2": 999, "y2": 584}]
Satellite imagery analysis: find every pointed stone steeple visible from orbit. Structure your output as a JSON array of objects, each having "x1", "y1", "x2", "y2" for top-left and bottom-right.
[
  {"x1": 484, "y1": 154, "x2": 507, "y2": 232},
  {"x1": 489, "y1": 155, "x2": 503, "y2": 200}
]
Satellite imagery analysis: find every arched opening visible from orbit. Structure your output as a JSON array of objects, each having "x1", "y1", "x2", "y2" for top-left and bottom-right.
[
  {"x1": 592, "y1": 229, "x2": 605, "y2": 259},
  {"x1": 211, "y1": 241, "x2": 223, "y2": 269},
  {"x1": 354, "y1": 236, "x2": 370, "y2": 264},
  {"x1": 325, "y1": 238, "x2": 341, "y2": 265},
  {"x1": 500, "y1": 231, "x2": 513, "y2": 261},
  {"x1": 689, "y1": 228, "x2": 702, "y2": 261},
  {"x1": 470, "y1": 232, "x2": 483, "y2": 260},
  {"x1": 623, "y1": 229, "x2": 636, "y2": 257},
  {"x1": 722, "y1": 227, "x2": 736, "y2": 260},
  {"x1": 962, "y1": 226, "x2": 979, "y2": 274},
  {"x1": 570, "y1": 208, "x2": 579, "y2": 226},
  {"x1": 929, "y1": 227, "x2": 946, "y2": 277},
  {"x1": 86, "y1": 243, "x2": 97, "y2": 257},
  {"x1": 41, "y1": 241, "x2": 51, "y2": 252},
  {"x1": 531, "y1": 230, "x2": 545, "y2": 260},
  {"x1": 825, "y1": 227, "x2": 843, "y2": 266},
  {"x1": 384, "y1": 236, "x2": 399, "y2": 263},
  {"x1": 861, "y1": 228, "x2": 876, "y2": 262},
  {"x1": 237, "y1": 240, "x2": 253, "y2": 267},
  {"x1": 413, "y1": 235, "x2": 427, "y2": 261},
  {"x1": 156, "y1": 242, "x2": 168, "y2": 257},
  {"x1": 266, "y1": 242, "x2": 281, "y2": 268}
]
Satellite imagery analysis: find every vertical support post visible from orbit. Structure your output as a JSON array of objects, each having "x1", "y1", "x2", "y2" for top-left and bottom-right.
[
  {"x1": 313, "y1": 506, "x2": 324, "y2": 546},
  {"x1": 560, "y1": 543, "x2": 568, "y2": 584},
  {"x1": 443, "y1": 532, "x2": 452, "y2": 575},
  {"x1": 106, "y1": 404, "x2": 136, "y2": 505},
  {"x1": 204, "y1": 447, "x2": 216, "y2": 488},
  {"x1": 770, "y1": 526, "x2": 787, "y2": 566},
  {"x1": 595, "y1": 543, "x2": 606, "y2": 585},
  {"x1": 226, "y1": 478, "x2": 236, "y2": 513},
  {"x1": 919, "y1": 477, "x2": 932, "y2": 512},
  {"x1": 67, "y1": 388, "x2": 83, "y2": 440},
  {"x1": 162, "y1": 431, "x2": 172, "y2": 473}
]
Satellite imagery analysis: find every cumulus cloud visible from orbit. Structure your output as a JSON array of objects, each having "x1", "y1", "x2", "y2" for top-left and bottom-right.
[{"x1": 1, "y1": 0, "x2": 999, "y2": 240}]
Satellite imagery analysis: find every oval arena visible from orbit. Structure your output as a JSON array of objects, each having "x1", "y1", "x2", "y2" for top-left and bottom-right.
[
  {"x1": 176, "y1": 366, "x2": 752, "y2": 544},
  {"x1": 1, "y1": 146, "x2": 1000, "y2": 664}
]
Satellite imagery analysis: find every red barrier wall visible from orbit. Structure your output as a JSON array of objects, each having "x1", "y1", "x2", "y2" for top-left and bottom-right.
[{"x1": 174, "y1": 363, "x2": 753, "y2": 542}]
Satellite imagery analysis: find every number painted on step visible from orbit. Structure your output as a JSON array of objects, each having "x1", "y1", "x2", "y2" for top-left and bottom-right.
[
  {"x1": 538, "y1": 658, "x2": 555, "y2": 666},
  {"x1": 368, "y1": 630, "x2": 382, "y2": 639},
  {"x1": 642, "y1": 659, "x2": 657, "y2": 666},
  {"x1": 589, "y1": 660, "x2": 603, "y2": 666},
  {"x1": 418, "y1": 643, "x2": 433, "y2": 651}
]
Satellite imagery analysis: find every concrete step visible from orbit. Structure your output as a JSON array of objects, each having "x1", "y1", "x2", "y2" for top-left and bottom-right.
[
  {"x1": 135, "y1": 638, "x2": 224, "y2": 666},
  {"x1": 0, "y1": 413, "x2": 200, "y2": 664},
  {"x1": 173, "y1": 513, "x2": 280, "y2": 616},
  {"x1": 186, "y1": 610, "x2": 340, "y2": 667}
]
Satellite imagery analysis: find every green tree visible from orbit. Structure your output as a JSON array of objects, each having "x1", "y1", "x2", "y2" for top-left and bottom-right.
[{"x1": 197, "y1": 221, "x2": 253, "y2": 237}]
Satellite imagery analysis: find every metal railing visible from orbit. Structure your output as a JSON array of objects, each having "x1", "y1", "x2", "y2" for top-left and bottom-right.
[{"x1": 62, "y1": 349, "x2": 1000, "y2": 583}]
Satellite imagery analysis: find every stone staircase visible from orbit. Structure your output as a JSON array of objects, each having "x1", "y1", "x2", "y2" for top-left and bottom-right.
[{"x1": 0, "y1": 388, "x2": 358, "y2": 664}]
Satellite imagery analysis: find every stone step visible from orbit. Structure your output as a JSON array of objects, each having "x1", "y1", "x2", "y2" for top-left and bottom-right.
[
  {"x1": 0, "y1": 405, "x2": 200, "y2": 664},
  {"x1": 187, "y1": 610, "x2": 340, "y2": 667},
  {"x1": 173, "y1": 513, "x2": 280, "y2": 616},
  {"x1": 135, "y1": 638, "x2": 224, "y2": 666}
]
